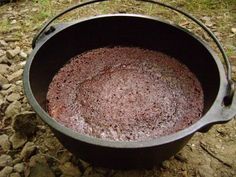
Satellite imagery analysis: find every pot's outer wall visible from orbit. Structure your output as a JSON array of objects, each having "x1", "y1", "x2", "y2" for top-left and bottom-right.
[
  {"x1": 52, "y1": 128, "x2": 192, "y2": 168},
  {"x1": 26, "y1": 15, "x2": 224, "y2": 168}
]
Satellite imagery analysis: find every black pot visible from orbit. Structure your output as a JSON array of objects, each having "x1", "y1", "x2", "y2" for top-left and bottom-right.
[{"x1": 23, "y1": 0, "x2": 236, "y2": 168}]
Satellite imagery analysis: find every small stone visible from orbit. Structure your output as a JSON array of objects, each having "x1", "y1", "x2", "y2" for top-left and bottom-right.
[
  {"x1": 2, "y1": 84, "x2": 12, "y2": 90},
  {"x1": 29, "y1": 154, "x2": 47, "y2": 166},
  {"x1": 0, "y1": 40, "x2": 8, "y2": 47},
  {"x1": 31, "y1": 8, "x2": 38, "y2": 12},
  {"x1": 19, "y1": 51, "x2": 27, "y2": 59},
  {"x1": 7, "y1": 69, "x2": 23, "y2": 82},
  {"x1": 201, "y1": 16, "x2": 211, "y2": 22},
  {"x1": 12, "y1": 158, "x2": 22, "y2": 165},
  {"x1": 12, "y1": 112, "x2": 37, "y2": 137},
  {"x1": 0, "y1": 49, "x2": 5, "y2": 57},
  {"x1": 0, "y1": 74, "x2": 8, "y2": 84},
  {"x1": 0, "y1": 166, "x2": 13, "y2": 177},
  {"x1": 5, "y1": 38, "x2": 20, "y2": 43},
  {"x1": 231, "y1": 28, "x2": 236, "y2": 34},
  {"x1": 0, "y1": 97, "x2": 3, "y2": 106},
  {"x1": 6, "y1": 47, "x2": 21, "y2": 59},
  {"x1": 1, "y1": 84, "x2": 21, "y2": 96},
  {"x1": 0, "y1": 64, "x2": 9, "y2": 75},
  {"x1": 15, "y1": 80, "x2": 22, "y2": 85},
  {"x1": 59, "y1": 152, "x2": 72, "y2": 164},
  {"x1": 6, "y1": 93, "x2": 21, "y2": 102},
  {"x1": 5, "y1": 101, "x2": 21, "y2": 118},
  {"x1": 9, "y1": 64, "x2": 22, "y2": 72},
  {"x1": 28, "y1": 154, "x2": 55, "y2": 177},
  {"x1": 0, "y1": 155, "x2": 13, "y2": 168},
  {"x1": 197, "y1": 165, "x2": 214, "y2": 177},
  {"x1": 0, "y1": 134, "x2": 11, "y2": 152},
  {"x1": 21, "y1": 142, "x2": 36, "y2": 160},
  {"x1": 10, "y1": 20, "x2": 17, "y2": 25},
  {"x1": 0, "y1": 55, "x2": 9, "y2": 64},
  {"x1": 59, "y1": 162, "x2": 81, "y2": 177},
  {"x1": 10, "y1": 132, "x2": 27, "y2": 149},
  {"x1": 10, "y1": 172, "x2": 21, "y2": 177},
  {"x1": 205, "y1": 20, "x2": 214, "y2": 27},
  {"x1": 232, "y1": 66, "x2": 236, "y2": 73},
  {"x1": 13, "y1": 163, "x2": 24, "y2": 173},
  {"x1": 10, "y1": 26, "x2": 21, "y2": 32}
]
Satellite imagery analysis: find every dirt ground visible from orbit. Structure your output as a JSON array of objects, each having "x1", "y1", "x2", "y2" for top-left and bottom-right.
[{"x1": 0, "y1": 0, "x2": 235, "y2": 177}]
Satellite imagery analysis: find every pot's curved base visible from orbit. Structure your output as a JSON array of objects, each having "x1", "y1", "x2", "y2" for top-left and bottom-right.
[{"x1": 54, "y1": 129, "x2": 192, "y2": 169}]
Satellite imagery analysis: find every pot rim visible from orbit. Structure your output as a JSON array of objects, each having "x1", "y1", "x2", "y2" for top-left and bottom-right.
[{"x1": 23, "y1": 14, "x2": 228, "y2": 148}]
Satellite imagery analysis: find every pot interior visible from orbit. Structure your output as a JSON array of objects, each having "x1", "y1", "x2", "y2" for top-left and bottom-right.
[{"x1": 28, "y1": 15, "x2": 220, "y2": 121}]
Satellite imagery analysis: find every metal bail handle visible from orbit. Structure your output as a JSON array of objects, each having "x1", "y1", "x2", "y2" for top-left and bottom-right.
[{"x1": 32, "y1": 0, "x2": 235, "y2": 104}]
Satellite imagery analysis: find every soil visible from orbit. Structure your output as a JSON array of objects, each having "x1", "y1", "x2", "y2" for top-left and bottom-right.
[
  {"x1": 47, "y1": 47, "x2": 204, "y2": 141},
  {"x1": 0, "y1": 0, "x2": 235, "y2": 177}
]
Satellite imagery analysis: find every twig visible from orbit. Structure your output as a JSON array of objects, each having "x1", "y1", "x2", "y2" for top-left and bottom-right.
[{"x1": 200, "y1": 142, "x2": 232, "y2": 168}]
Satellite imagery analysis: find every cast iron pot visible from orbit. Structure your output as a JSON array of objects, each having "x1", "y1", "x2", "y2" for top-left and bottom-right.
[{"x1": 23, "y1": 0, "x2": 236, "y2": 168}]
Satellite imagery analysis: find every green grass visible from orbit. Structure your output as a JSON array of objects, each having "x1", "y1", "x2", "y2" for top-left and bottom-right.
[{"x1": 0, "y1": 19, "x2": 11, "y2": 33}]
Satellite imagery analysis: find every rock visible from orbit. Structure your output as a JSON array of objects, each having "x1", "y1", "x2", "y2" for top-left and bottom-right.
[
  {"x1": 0, "y1": 40, "x2": 8, "y2": 47},
  {"x1": 10, "y1": 20, "x2": 17, "y2": 25},
  {"x1": 29, "y1": 154, "x2": 47, "y2": 166},
  {"x1": 0, "y1": 97, "x2": 3, "y2": 107},
  {"x1": 0, "y1": 134, "x2": 11, "y2": 152},
  {"x1": 6, "y1": 93, "x2": 21, "y2": 102},
  {"x1": 12, "y1": 112, "x2": 37, "y2": 137},
  {"x1": 0, "y1": 74, "x2": 8, "y2": 84},
  {"x1": 12, "y1": 158, "x2": 22, "y2": 165},
  {"x1": 232, "y1": 66, "x2": 236, "y2": 73},
  {"x1": 21, "y1": 142, "x2": 36, "y2": 160},
  {"x1": 5, "y1": 101, "x2": 21, "y2": 118},
  {"x1": 59, "y1": 162, "x2": 81, "y2": 177},
  {"x1": 197, "y1": 165, "x2": 214, "y2": 177},
  {"x1": 10, "y1": 132, "x2": 27, "y2": 149},
  {"x1": 7, "y1": 69, "x2": 23, "y2": 82},
  {"x1": 59, "y1": 152, "x2": 72, "y2": 164},
  {"x1": 0, "y1": 49, "x2": 5, "y2": 57},
  {"x1": 31, "y1": 8, "x2": 38, "y2": 12},
  {"x1": 1, "y1": 84, "x2": 21, "y2": 96},
  {"x1": 231, "y1": 28, "x2": 236, "y2": 34},
  {"x1": 28, "y1": 163, "x2": 55, "y2": 177},
  {"x1": 14, "y1": 163, "x2": 24, "y2": 173},
  {"x1": 9, "y1": 64, "x2": 24, "y2": 73},
  {"x1": 0, "y1": 166, "x2": 13, "y2": 177},
  {"x1": 19, "y1": 51, "x2": 27, "y2": 59},
  {"x1": 2, "y1": 84, "x2": 12, "y2": 90},
  {"x1": 0, "y1": 64, "x2": 9, "y2": 75},
  {"x1": 5, "y1": 38, "x2": 20, "y2": 43},
  {"x1": 201, "y1": 16, "x2": 211, "y2": 22},
  {"x1": 6, "y1": 47, "x2": 21, "y2": 59},
  {"x1": 0, "y1": 55, "x2": 9, "y2": 64},
  {"x1": 27, "y1": 154, "x2": 55, "y2": 177},
  {"x1": 15, "y1": 80, "x2": 22, "y2": 86},
  {"x1": 10, "y1": 172, "x2": 21, "y2": 177},
  {"x1": 0, "y1": 155, "x2": 13, "y2": 168}
]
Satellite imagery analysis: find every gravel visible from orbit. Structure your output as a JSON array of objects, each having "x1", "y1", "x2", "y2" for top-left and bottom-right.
[
  {"x1": 6, "y1": 47, "x2": 21, "y2": 59},
  {"x1": 20, "y1": 142, "x2": 36, "y2": 160},
  {"x1": 5, "y1": 100, "x2": 21, "y2": 118},
  {"x1": 9, "y1": 132, "x2": 27, "y2": 149},
  {"x1": 0, "y1": 154, "x2": 13, "y2": 168},
  {"x1": 0, "y1": 166, "x2": 13, "y2": 177},
  {"x1": 0, "y1": 134, "x2": 11, "y2": 152},
  {"x1": 13, "y1": 163, "x2": 24, "y2": 173}
]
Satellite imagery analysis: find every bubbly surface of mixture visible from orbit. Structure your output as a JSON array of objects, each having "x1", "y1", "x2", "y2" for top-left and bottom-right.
[{"x1": 47, "y1": 47, "x2": 204, "y2": 141}]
